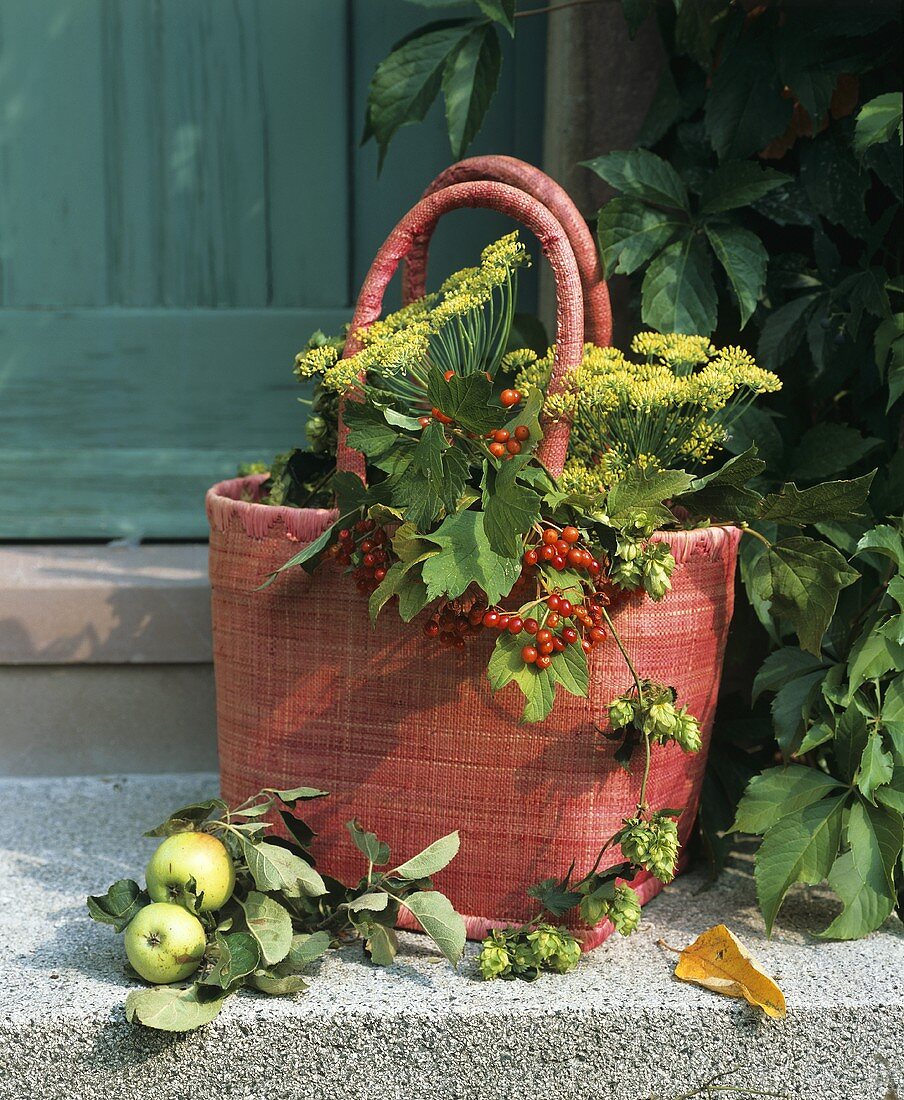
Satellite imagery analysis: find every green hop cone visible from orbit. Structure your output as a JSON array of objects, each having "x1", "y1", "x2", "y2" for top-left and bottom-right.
[
  {"x1": 511, "y1": 939, "x2": 541, "y2": 976},
  {"x1": 477, "y1": 933, "x2": 512, "y2": 981},
  {"x1": 548, "y1": 932, "x2": 582, "y2": 974},
  {"x1": 615, "y1": 535, "x2": 643, "y2": 562},
  {"x1": 643, "y1": 700, "x2": 678, "y2": 739},
  {"x1": 611, "y1": 557, "x2": 644, "y2": 591},
  {"x1": 608, "y1": 695, "x2": 636, "y2": 730},
  {"x1": 525, "y1": 925, "x2": 560, "y2": 964},
  {"x1": 609, "y1": 884, "x2": 642, "y2": 936},
  {"x1": 641, "y1": 543, "x2": 674, "y2": 601},
  {"x1": 619, "y1": 814, "x2": 680, "y2": 884},
  {"x1": 674, "y1": 707, "x2": 702, "y2": 753}
]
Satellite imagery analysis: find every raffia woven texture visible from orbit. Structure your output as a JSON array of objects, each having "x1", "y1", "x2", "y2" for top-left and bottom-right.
[
  {"x1": 208, "y1": 476, "x2": 742, "y2": 946},
  {"x1": 402, "y1": 155, "x2": 612, "y2": 347}
]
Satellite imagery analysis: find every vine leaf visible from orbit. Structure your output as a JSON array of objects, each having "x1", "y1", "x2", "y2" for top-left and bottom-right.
[
  {"x1": 442, "y1": 24, "x2": 502, "y2": 158},
  {"x1": 704, "y1": 222, "x2": 768, "y2": 329},
  {"x1": 422, "y1": 510, "x2": 521, "y2": 605},
  {"x1": 641, "y1": 232, "x2": 718, "y2": 336},
  {"x1": 583, "y1": 149, "x2": 689, "y2": 211},
  {"x1": 596, "y1": 198, "x2": 682, "y2": 278}
]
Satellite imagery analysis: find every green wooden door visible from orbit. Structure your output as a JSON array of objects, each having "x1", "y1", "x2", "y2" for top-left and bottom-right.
[{"x1": 0, "y1": 0, "x2": 544, "y2": 539}]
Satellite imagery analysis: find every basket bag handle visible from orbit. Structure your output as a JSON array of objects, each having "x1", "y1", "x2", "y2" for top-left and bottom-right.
[
  {"x1": 336, "y1": 179, "x2": 584, "y2": 482},
  {"x1": 402, "y1": 155, "x2": 612, "y2": 348}
]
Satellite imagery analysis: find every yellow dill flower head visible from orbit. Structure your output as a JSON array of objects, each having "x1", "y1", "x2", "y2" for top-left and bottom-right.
[{"x1": 294, "y1": 343, "x2": 340, "y2": 379}]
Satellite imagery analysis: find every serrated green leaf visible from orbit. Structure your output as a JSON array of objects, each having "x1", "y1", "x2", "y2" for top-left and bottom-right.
[
  {"x1": 734, "y1": 770, "x2": 849, "y2": 836},
  {"x1": 427, "y1": 370, "x2": 499, "y2": 435},
  {"x1": 833, "y1": 704, "x2": 870, "y2": 784},
  {"x1": 798, "y1": 722, "x2": 836, "y2": 754},
  {"x1": 699, "y1": 161, "x2": 790, "y2": 215},
  {"x1": 263, "y1": 520, "x2": 338, "y2": 584},
  {"x1": 363, "y1": 21, "x2": 475, "y2": 168},
  {"x1": 475, "y1": 0, "x2": 514, "y2": 33},
  {"x1": 86, "y1": 879, "x2": 149, "y2": 932},
  {"x1": 400, "y1": 890, "x2": 466, "y2": 965},
  {"x1": 789, "y1": 424, "x2": 882, "y2": 483},
  {"x1": 853, "y1": 92, "x2": 903, "y2": 157},
  {"x1": 482, "y1": 458, "x2": 541, "y2": 558},
  {"x1": 771, "y1": 669, "x2": 827, "y2": 755},
  {"x1": 391, "y1": 831, "x2": 460, "y2": 880},
  {"x1": 239, "y1": 891, "x2": 293, "y2": 966},
  {"x1": 856, "y1": 525, "x2": 904, "y2": 570},
  {"x1": 848, "y1": 627, "x2": 904, "y2": 693},
  {"x1": 125, "y1": 984, "x2": 226, "y2": 1033},
  {"x1": 641, "y1": 232, "x2": 718, "y2": 336},
  {"x1": 758, "y1": 474, "x2": 874, "y2": 525},
  {"x1": 550, "y1": 638, "x2": 589, "y2": 698},
  {"x1": 595, "y1": 198, "x2": 682, "y2": 278},
  {"x1": 346, "y1": 820, "x2": 391, "y2": 866},
  {"x1": 607, "y1": 465, "x2": 695, "y2": 527},
  {"x1": 486, "y1": 631, "x2": 557, "y2": 722},
  {"x1": 752, "y1": 647, "x2": 827, "y2": 704},
  {"x1": 755, "y1": 794, "x2": 847, "y2": 936},
  {"x1": 750, "y1": 537, "x2": 859, "y2": 655},
  {"x1": 583, "y1": 149, "x2": 689, "y2": 211},
  {"x1": 676, "y1": 446, "x2": 765, "y2": 521},
  {"x1": 442, "y1": 24, "x2": 501, "y2": 158},
  {"x1": 704, "y1": 223, "x2": 768, "y2": 329},
  {"x1": 422, "y1": 510, "x2": 521, "y2": 605},
  {"x1": 369, "y1": 558, "x2": 431, "y2": 625},
  {"x1": 343, "y1": 401, "x2": 401, "y2": 460},
  {"x1": 756, "y1": 294, "x2": 821, "y2": 371},
  {"x1": 817, "y1": 799, "x2": 903, "y2": 939},
  {"x1": 857, "y1": 731, "x2": 895, "y2": 803},
  {"x1": 240, "y1": 838, "x2": 325, "y2": 898}
]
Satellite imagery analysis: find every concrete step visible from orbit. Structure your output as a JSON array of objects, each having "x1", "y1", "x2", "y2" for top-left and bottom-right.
[{"x1": 1, "y1": 773, "x2": 901, "y2": 1100}]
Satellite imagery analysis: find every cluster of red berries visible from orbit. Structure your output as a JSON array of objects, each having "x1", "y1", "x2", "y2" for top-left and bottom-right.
[
  {"x1": 487, "y1": 424, "x2": 530, "y2": 459},
  {"x1": 517, "y1": 590, "x2": 613, "y2": 669},
  {"x1": 334, "y1": 520, "x2": 396, "y2": 595},
  {"x1": 523, "y1": 526, "x2": 602, "y2": 575}
]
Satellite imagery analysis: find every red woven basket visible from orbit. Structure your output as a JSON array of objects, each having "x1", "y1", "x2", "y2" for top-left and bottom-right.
[{"x1": 207, "y1": 161, "x2": 742, "y2": 948}]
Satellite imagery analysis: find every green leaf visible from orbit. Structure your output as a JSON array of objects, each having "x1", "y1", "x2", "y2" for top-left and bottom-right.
[
  {"x1": 751, "y1": 647, "x2": 827, "y2": 704},
  {"x1": 833, "y1": 704, "x2": 870, "y2": 785},
  {"x1": 857, "y1": 731, "x2": 895, "y2": 803},
  {"x1": 607, "y1": 465, "x2": 695, "y2": 527},
  {"x1": 733, "y1": 766, "x2": 843, "y2": 835},
  {"x1": 343, "y1": 401, "x2": 400, "y2": 460},
  {"x1": 750, "y1": 537, "x2": 859, "y2": 655},
  {"x1": 400, "y1": 891, "x2": 466, "y2": 965},
  {"x1": 86, "y1": 879, "x2": 149, "y2": 932},
  {"x1": 363, "y1": 922, "x2": 399, "y2": 966},
  {"x1": 876, "y1": 774, "x2": 904, "y2": 814},
  {"x1": 853, "y1": 92, "x2": 903, "y2": 157},
  {"x1": 427, "y1": 370, "x2": 498, "y2": 435},
  {"x1": 287, "y1": 931, "x2": 331, "y2": 968},
  {"x1": 209, "y1": 931, "x2": 260, "y2": 989},
  {"x1": 247, "y1": 969, "x2": 309, "y2": 996},
  {"x1": 422, "y1": 510, "x2": 521, "y2": 605},
  {"x1": 344, "y1": 891, "x2": 391, "y2": 913},
  {"x1": 550, "y1": 637, "x2": 589, "y2": 698},
  {"x1": 442, "y1": 24, "x2": 501, "y2": 158},
  {"x1": 855, "y1": 525, "x2": 904, "y2": 571},
  {"x1": 673, "y1": 0, "x2": 730, "y2": 67},
  {"x1": 240, "y1": 838, "x2": 326, "y2": 898},
  {"x1": 758, "y1": 474, "x2": 874, "y2": 525},
  {"x1": 475, "y1": 0, "x2": 515, "y2": 34},
  {"x1": 144, "y1": 799, "x2": 227, "y2": 837},
  {"x1": 391, "y1": 831, "x2": 460, "y2": 879},
  {"x1": 704, "y1": 30, "x2": 793, "y2": 160},
  {"x1": 595, "y1": 198, "x2": 682, "y2": 278},
  {"x1": 757, "y1": 294, "x2": 821, "y2": 371},
  {"x1": 789, "y1": 424, "x2": 882, "y2": 483},
  {"x1": 800, "y1": 129, "x2": 869, "y2": 235},
  {"x1": 346, "y1": 820, "x2": 391, "y2": 866},
  {"x1": 704, "y1": 223, "x2": 767, "y2": 329},
  {"x1": 755, "y1": 795, "x2": 847, "y2": 936},
  {"x1": 125, "y1": 984, "x2": 226, "y2": 1033},
  {"x1": 699, "y1": 162, "x2": 790, "y2": 215},
  {"x1": 676, "y1": 446, "x2": 765, "y2": 521},
  {"x1": 798, "y1": 721, "x2": 835, "y2": 755},
  {"x1": 482, "y1": 458, "x2": 541, "y2": 558},
  {"x1": 238, "y1": 891, "x2": 293, "y2": 965},
  {"x1": 262, "y1": 520, "x2": 337, "y2": 583},
  {"x1": 264, "y1": 785, "x2": 329, "y2": 806},
  {"x1": 582, "y1": 149, "x2": 689, "y2": 211},
  {"x1": 771, "y1": 669, "x2": 827, "y2": 755},
  {"x1": 817, "y1": 800, "x2": 903, "y2": 939},
  {"x1": 487, "y1": 631, "x2": 557, "y2": 722},
  {"x1": 847, "y1": 628, "x2": 904, "y2": 694},
  {"x1": 641, "y1": 232, "x2": 718, "y2": 336},
  {"x1": 369, "y1": 558, "x2": 432, "y2": 625},
  {"x1": 363, "y1": 21, "x2": 475, "y2": 169}
]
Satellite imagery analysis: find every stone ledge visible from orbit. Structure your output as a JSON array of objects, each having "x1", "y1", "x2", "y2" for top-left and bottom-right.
[
  {"x1": 0, "y1": 545, "x2": 211, "y2": 664},
  {"x1": 1, "y1": 774, "x2": 901, "y2": 1100}
]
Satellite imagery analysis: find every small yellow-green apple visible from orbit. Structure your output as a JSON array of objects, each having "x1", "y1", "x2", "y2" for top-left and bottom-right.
[
  {"x1": 124, "y1": 902, "x2": 206, "y2": 984},
  {"x1": 146, "y1": 831, "x2": 235, "y2": 912}
]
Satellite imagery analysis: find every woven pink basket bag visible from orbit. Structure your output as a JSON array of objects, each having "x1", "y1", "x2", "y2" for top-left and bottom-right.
[{"x1": 207, "y1": 162, "x2": 742, "y2": 949}]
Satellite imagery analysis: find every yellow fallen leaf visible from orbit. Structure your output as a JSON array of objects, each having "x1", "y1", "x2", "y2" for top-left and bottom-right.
[{"x1": 669, "y1": 923, "x2": 786, "y2": 1019}]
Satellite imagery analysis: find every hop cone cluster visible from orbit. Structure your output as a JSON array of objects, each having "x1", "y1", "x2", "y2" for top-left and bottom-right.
[
  {"x1": 619, "y1": 813, "x2": 680, "y2": 884},
  {"x1": 578, "y1": 882, "x2": 642, "y2": 936},
  {"x1": 477, "y1": 923, "x2": 582, "y2": 981},
  {"x1": 607, "y1": 682, "x2": 701, "y2": 754},
  {"x1": 610, "y1": 538, "x2": 675, "y2": 600}
]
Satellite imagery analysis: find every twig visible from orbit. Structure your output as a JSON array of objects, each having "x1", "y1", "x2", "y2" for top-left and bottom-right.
[
  {"x1": 601, "y1": 605, "x2": 652, "y2": 807},
  {"x1": 515, "y1": 0, "x2": 605, "y2": 17}
]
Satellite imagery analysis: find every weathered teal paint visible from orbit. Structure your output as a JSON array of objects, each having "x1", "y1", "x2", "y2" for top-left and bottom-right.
[{"x1": 0, "y1": 0, "x2": 544, "y2": 538}]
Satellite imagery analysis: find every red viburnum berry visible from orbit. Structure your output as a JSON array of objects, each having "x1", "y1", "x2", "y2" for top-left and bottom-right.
[
  {"x1": 489, "y1": 442, "x2": 506, "y2": 459},
  {"x1": 500, "y1": 389, "x2": 521, "y2": 408},
  {"x1": 521, "y1": 645, "x2": 538, "y2": 664},
  {"x1": 536, "y1": 654, "x2": 552, "y2": 670},
  {"x1": 514, "y1": 425, "x2": 530, "y2": 442}
]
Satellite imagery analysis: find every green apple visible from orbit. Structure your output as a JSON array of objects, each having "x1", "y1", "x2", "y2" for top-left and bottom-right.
[
  {"x1": 146, "y1": 831, "x2": 235, "y2": 912},
  {"x1": 124, "y1": 902, "x2": 207, "y2": 984}
]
